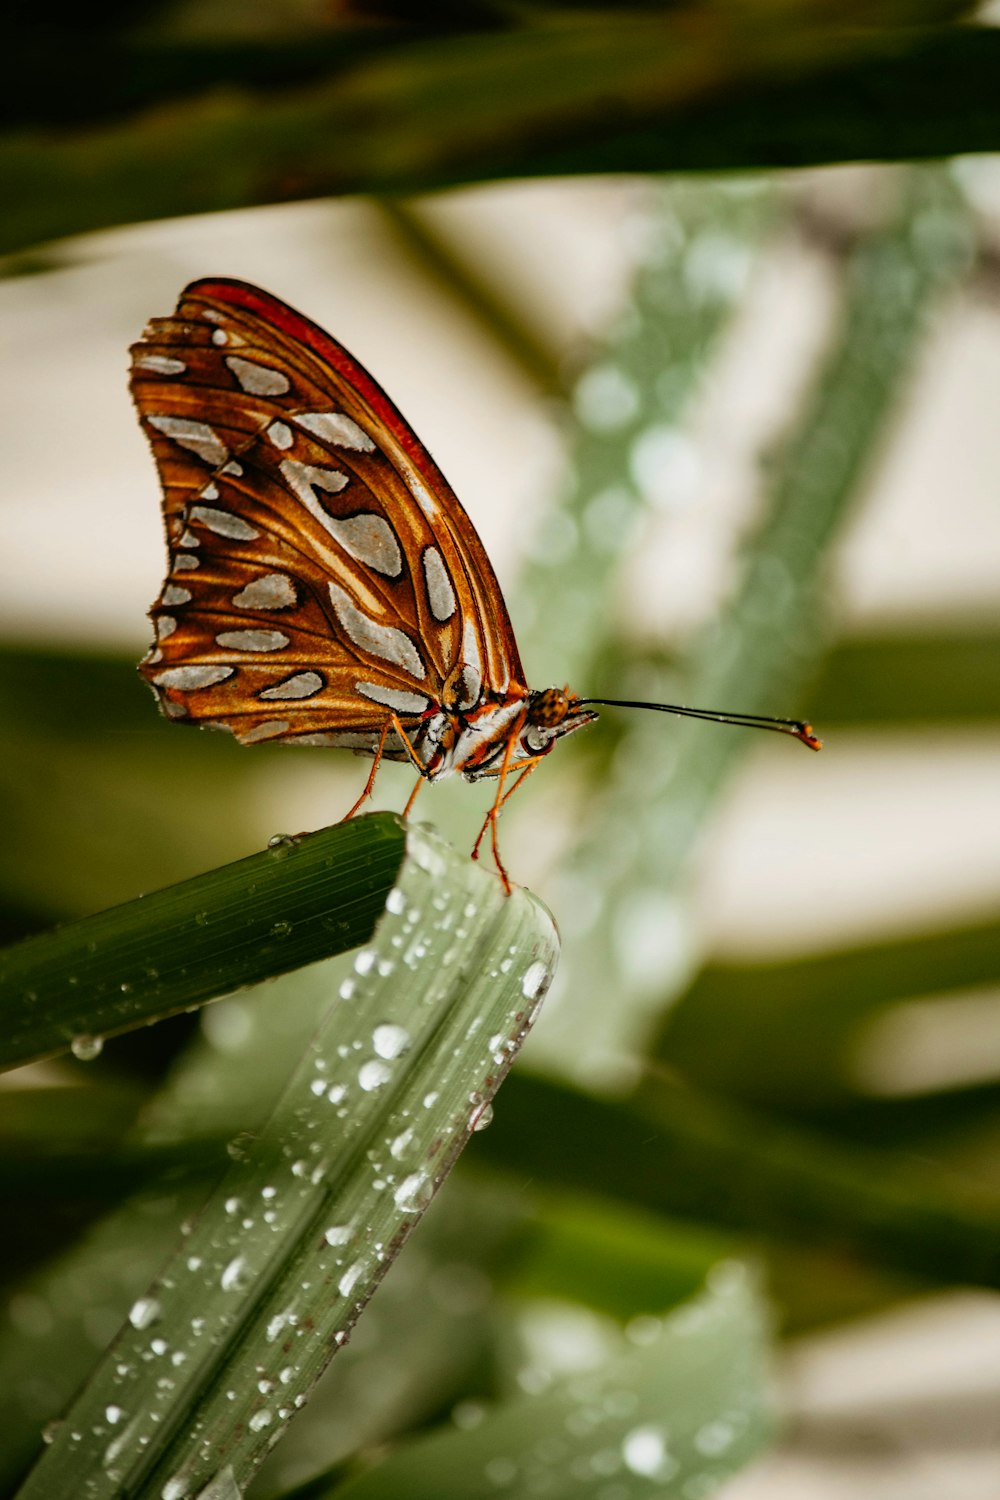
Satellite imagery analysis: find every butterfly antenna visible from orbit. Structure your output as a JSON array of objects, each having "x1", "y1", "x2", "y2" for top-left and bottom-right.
[{"x1": 576, "y1": 698, "x2": 822, "y2": 750}]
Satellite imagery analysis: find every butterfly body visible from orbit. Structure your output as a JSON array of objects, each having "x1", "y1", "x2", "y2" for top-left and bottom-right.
[
  {"x1": 416, "y1": 690, "x2": 597, "y2": 785},
  {"x1": 133, "y1": 278, "x2": 595, "y2": 842}
]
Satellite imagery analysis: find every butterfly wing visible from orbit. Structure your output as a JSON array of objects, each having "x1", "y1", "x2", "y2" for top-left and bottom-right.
[{"x1": 132, "y1": 278, "x2": 525, "y2": 752}]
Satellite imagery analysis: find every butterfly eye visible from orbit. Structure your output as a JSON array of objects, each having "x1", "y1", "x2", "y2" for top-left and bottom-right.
[{"x1": 527, "y1": 688, "x2": 571, "y2": 729}]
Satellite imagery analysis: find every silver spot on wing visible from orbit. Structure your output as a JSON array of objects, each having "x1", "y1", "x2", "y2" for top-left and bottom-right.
[
  {"x1": 189, "y1": 506, "x2": 260, "y2": 541},
  {"x1": 216, "y1": 630, "x2": 289, "y2": 652},
  {"x1": 325, "y1": 513, "x2": 402, "y2": 578},
  {"x1": 279, "y1": 461, "x2": 350, "y2": 532},
  {"x1": 328, "y1": 582, "x2": 424, "y2": 678},
  {"x1": 239, "y1": 720, "x2": 291, "y2": 743},
  {"x1": 136, "y1": 355, "x2": 186, "y2": 375},
  {"x1": 421, "y1": 545, "x2": 456, "y2": 622},
  {"x1": 147, "y1": 415, "x2": 229, "y2": 467},
  {"x1": 225, "y1": 356, "x2": 290, "y2": 396},
  {"x1": 356, "y1": 682, "x2": 429, "y2": 714},
  {"x1": 232, "y1": 574, "x2": 297, "y2": 610},
  {"x1": 296, "y1": 411, "x2": 375, "y2": 451},
  {"x1": 154, "y1": 664, "x2": 235, "y2": 690},
  {"x1": 452, "y1": 662, "x2": 481, "y2": 710},
  {"x1": 259, "y1": 671, "x2": 324, "y2": 701}
]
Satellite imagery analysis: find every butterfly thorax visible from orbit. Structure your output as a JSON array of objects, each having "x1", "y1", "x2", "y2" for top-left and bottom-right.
[{"x1": 415, "y1": 685, "x2": 597, "y2": 784}]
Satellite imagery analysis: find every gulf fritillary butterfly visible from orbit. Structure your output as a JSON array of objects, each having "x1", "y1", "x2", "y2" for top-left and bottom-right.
[{"x1": 133, "y1": 279, "x2": 820, "y2": 891}]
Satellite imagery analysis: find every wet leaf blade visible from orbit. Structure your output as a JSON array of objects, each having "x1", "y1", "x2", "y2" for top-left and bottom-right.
[
  {"x1": 13, "y1": 825, "x2": 558, "y2": 1500},
  {"x1": 0, "y1": 813, "x2": 405, "y2": 1071},
  {"x1": 335, "y1": 1266, "x2": 772, "y2": 1500}
]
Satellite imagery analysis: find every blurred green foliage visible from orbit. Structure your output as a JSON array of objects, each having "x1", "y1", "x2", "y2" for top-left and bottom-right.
[{"x1": 3, "y1": 4, "x2": 1000, "y2": 256}]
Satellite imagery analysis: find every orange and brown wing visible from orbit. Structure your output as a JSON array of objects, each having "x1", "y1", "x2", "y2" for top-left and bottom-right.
[{"x1": 132, "y1": 278, "x2": 525, "y2": 750}]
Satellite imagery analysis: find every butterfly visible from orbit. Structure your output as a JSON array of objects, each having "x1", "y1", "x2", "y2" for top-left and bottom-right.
[{"x1": 133, "y1": 279, "x2": 820, "y2": 891}]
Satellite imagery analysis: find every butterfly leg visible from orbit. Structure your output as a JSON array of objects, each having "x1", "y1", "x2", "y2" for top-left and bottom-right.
[
  {"x1": 343, "y1": 714, "x2": 428, "y2": 823},
  {"x1": 471, "y1": 757, "x2": 541, "y2": 855},
  {"x1": 403, "y1": 775, "x2": 423, "y2": 818},
  {"x1": 497, "y1": 759, "x2": 540, "y2": 810},
  {"x1": 384, "y1": 713, "x2": 431, "y2": 823},
  {"x1": 341, "y1": 718, "x2": 395, "y2": 822},
  {"x1": 471, "y1": 733, "x2": 522, "y2": 895}
]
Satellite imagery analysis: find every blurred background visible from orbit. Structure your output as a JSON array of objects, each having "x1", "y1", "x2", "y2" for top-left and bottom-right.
[{"x1": 2, "y1": 4, "x2": 1000, "y2": 1497}]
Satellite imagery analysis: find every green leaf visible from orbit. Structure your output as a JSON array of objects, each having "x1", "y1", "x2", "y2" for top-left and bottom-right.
[
  {"x1": 0, "y1": 814, "x2": 405, "y2": 1071},
  {"x1": 473, "y1": 1072, "x2": 1000, "y2": 1288},
  {"x1": 505, "y1": 1191, "x2": 736, "y2": 1323},
  {"x1": 334, "y1": 1263, "x2": 772, "y2": 1500},
  {"x1": 5, "y1": 20, "x2": 1000, "y2": 255},
  {"x1": 657, "y1": 916, "x2": 1000, "y2": 1120},
  {"x1": 13, "y1": 825, "x2": 559, "y2": 1499}
]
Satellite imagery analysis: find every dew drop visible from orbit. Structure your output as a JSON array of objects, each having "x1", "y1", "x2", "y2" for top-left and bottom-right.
[
  {"x1": 269, "y1": 920, "x2": 292, "y2": 938},
  {"x1": 267, "y1": 833, "x2": 296, "y2": 850},
  {"x1": 226, "y1": 1133, "x2": 254, "y2": 1162},
  {"x1": 266, "y1": 1311, "x2": 289, "y2": 1342},
  {"x1": 354, "y1": 949, "x2": 375, "y2": 976},
  {"x1": 358, "y1": 1060, "x2": 391, "y2": 1092},
  {"x1": 393, "y1": 1171, "x2": 433, "y2": 1212},
  {"x1": 220, "y1": 1256, "x2": 248, "y2": 1292},
  {"x1": 389, "y1": 1127, "x2": 414, "y2": 1159},
  {"x1": 42, "y1": 1419, "x2": 64, "y2": 1445},
  {"x1": 323, "y1": 1224, "x2": 354, "y2": 1247},
  {"x1": 520, "y1": 961, "x2": 548, "y2": 1000},
  {"x1": 194, "y1": 1466, "x2": 241, "y2": 1500},
  {"x1": 471, "y1": 1101, "x2": 494, "y2": 1132},
  {"x1": 248, "y1": 1409, "x2": 272, "y2": 1432},
  {"x1": 105, "y1": 1404, "x2": 125, "y2": 1425},
  {"x1": 338, "y1": 1262, "x2": 364, "y2": 1298},
  {"x1": 384, "y1": 888, "x2": 406, "y2": 915},
  {"x1": 128, "y1": 1296, "x2": 162, "y2": 1330},
  {"x1": 71, "y1": 1034, "x2": 104, "y2": 1062},
  {"x1": 372, "y1": 1023, "x2": 410, "y2": 1060}
]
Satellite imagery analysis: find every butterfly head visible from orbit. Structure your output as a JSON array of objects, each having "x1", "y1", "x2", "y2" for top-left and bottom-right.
[{"x1": 523, "y1": 686, "x2": 598, "y2": 753}]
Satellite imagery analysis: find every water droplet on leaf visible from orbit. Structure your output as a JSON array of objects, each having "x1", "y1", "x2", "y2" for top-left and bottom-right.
[{"x1": 71, "y1": 1034, "x2": 103, "y2": 1061}]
